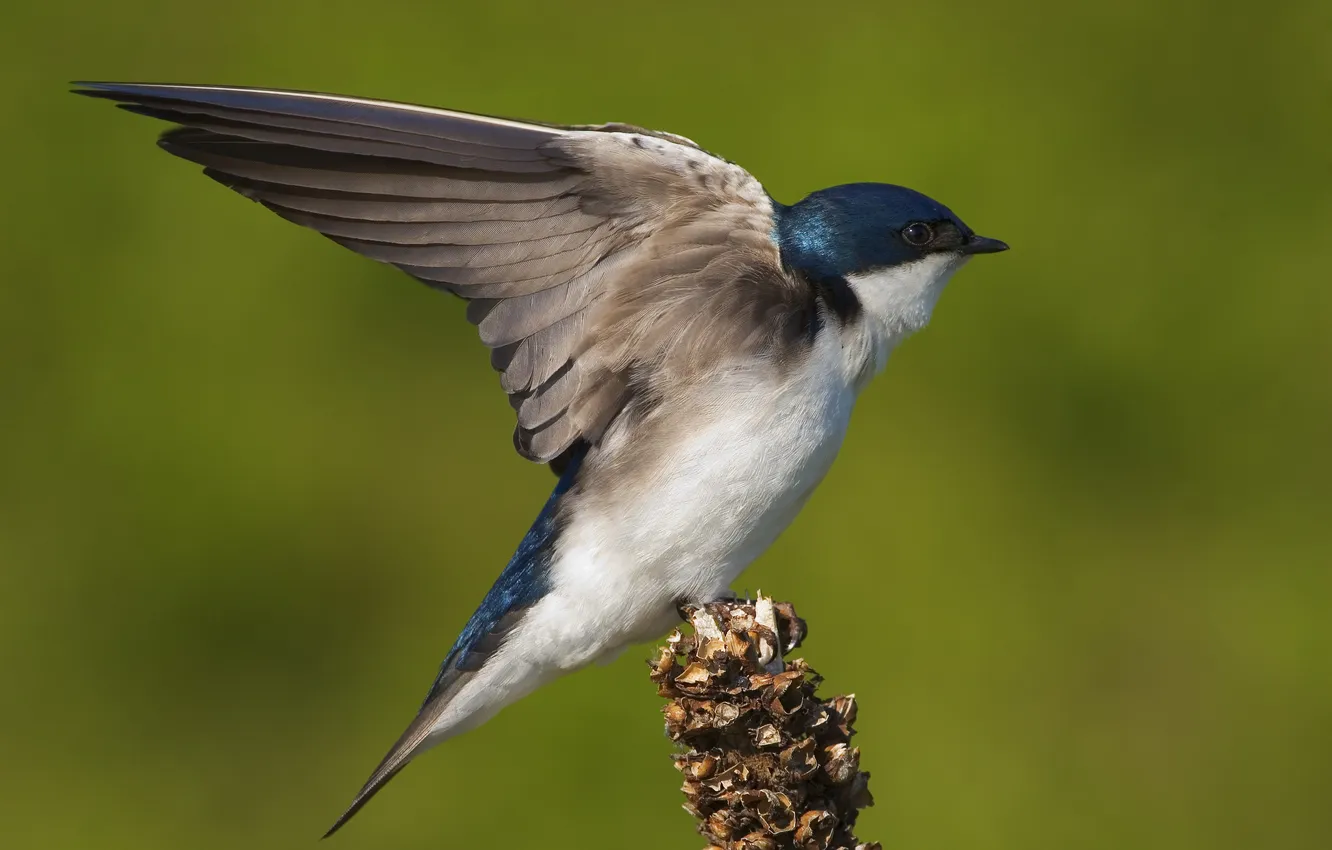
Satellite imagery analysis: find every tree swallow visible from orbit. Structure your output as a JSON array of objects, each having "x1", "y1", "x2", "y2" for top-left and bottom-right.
[{"x1": 74, "y1": 83, "x2": 1008, "y2": 834}]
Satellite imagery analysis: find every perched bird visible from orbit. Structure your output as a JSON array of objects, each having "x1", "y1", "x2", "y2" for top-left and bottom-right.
[{"x1": 75, "y1": 82, "x2": 1008, "y2": 834}]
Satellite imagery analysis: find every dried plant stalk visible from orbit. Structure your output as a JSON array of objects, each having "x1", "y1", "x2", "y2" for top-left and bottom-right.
[{"x1": 649, "y1": 596, "x2": 880, "y2": 850}]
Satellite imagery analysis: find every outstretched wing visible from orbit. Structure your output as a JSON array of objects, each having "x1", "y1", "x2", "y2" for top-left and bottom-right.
[{"x1": 74, "y1": 83, "x2": 816, "y2": 468}]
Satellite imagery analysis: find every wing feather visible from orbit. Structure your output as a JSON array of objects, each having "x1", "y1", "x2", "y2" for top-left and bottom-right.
[
  {"x1": 75, "y1": 83, "x2": 813, "y2": 465},
  {"x1": 320, "y1": 226, "x2": 606, "y2": 267},
  {"x1": 515, "y1": 363, "x2": 582, "y2": 430},
  {"x1": 493, "y1": 311, "x2": 587, "y2": 393},
  {"x1": 263, "y1": 205, "x2": 600, "y2": 245}
]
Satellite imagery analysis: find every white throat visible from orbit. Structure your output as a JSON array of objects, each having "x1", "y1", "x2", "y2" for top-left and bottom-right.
[{"x1": 841, "y1": 252, "x2": 969, "y2": 385}]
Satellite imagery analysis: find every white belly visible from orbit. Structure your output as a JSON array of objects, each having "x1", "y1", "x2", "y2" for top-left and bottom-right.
[
  {"x1": 417, "y1": 330, "x2": 865, "y2": 743},
  {"x1": 530, "y1": 333, "x2": 859, "y2": 668}
]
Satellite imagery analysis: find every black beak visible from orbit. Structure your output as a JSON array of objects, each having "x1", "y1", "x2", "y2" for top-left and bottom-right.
[{"x1": 960, "y1": 235, "x2": 1009, "y2": 255}]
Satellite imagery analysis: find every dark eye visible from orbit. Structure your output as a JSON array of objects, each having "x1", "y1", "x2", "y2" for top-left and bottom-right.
[{"x1": 902, "y1": 222, "x2": 934, "y2": 246}]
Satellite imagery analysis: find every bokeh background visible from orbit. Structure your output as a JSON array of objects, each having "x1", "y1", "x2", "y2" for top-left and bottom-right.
[{"x1": 3, "y1": 2, "x2": 1330, "y2": 848}]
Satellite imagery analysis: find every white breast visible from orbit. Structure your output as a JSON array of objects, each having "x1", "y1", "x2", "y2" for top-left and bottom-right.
[{"x1": 528, "y1": 325, "x2": 860, "y2": 667}]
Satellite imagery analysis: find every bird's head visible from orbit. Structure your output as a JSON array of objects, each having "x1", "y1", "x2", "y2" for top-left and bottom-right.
[{"x1": 776, "y1": 182, "x2": 1006, "y2": 334}]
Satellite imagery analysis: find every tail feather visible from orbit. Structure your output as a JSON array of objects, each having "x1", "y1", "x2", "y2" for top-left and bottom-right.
[
  {"x1": 321, "y1": 685, "x2": 453, "y2": 838},
  {"x1": 322, "y1": 760, "x2": 408, "y2": 839}
]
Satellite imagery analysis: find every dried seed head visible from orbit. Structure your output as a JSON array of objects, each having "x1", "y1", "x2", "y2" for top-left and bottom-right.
[{"x1": 656, "y1": 597, "x2": 876, "y2": 850}]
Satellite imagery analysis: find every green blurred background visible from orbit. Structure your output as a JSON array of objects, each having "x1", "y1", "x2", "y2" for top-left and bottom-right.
[{"x1": 3, "y1": 2, "x2": 1330, "y2": 848}]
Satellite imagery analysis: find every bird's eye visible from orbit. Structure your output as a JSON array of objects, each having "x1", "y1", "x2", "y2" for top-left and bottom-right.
[{"x1": 902, "y1": 222, "x2": 934, "y2": 246}]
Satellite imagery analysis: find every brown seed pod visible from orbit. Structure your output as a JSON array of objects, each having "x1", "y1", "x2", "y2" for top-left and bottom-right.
[
  {"x1": 795, "y1": 809, "x2": 838, "y2": 848},
  {"x1": 753, "y1": 724, "x2": 783, "y2": 749},
  {"x1": 735, "y1": 833, "x2": 779, "y2": 850},
  {"x1": 655, "y1": 597, "x2": 876, "y2": 850},
  {"x1": 828, "y1": 694, "x2": 858, "y2": 728},
  {"x1": 780, "y1": 738, "x2": 819, "y2": 780},
  {"x1": 822, "y1": 743, "x2": 861, "y2": 786}
]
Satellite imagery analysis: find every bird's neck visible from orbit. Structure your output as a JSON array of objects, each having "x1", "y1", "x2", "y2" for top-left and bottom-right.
[{"x1": 839, "y1": 254, "x2": 969, "y2": 387}]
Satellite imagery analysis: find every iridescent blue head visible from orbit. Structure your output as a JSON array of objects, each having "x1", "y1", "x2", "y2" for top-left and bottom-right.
[{"x1": 775, "y1": 182, "x2": 1007, "y2": 282}]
